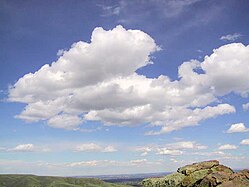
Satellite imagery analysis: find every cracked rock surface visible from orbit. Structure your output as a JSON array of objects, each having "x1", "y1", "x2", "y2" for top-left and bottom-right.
[{"x1": 142, "y1": 160, "x2": 249, "y2": 187}]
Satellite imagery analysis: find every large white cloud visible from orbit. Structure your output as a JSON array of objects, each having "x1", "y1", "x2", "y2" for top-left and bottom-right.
[{"x1": 8, "y1": 25, "x2": 249, "y2": 134}]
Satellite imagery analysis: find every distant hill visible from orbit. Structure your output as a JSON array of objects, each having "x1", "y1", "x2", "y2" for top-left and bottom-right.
[{"x1": 0, "y1": 174, "x2": 133, "y2": 187}]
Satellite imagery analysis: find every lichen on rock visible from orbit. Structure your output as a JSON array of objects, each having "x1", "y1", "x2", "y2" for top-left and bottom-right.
[{"x1": 141, "y1": 160, "x2": 249, "y2": 187}]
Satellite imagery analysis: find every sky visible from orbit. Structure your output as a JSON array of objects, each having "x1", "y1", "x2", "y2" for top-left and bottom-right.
[{"x1": 0, "y1": 0, "x2": 249, "y2": 176}]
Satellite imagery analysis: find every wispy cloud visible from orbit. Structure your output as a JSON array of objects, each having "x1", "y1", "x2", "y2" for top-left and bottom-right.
[
  {"x1": 156, "y1": 148, "x2": 183, "y2": 156},
  {"x1": 134, "y1": 141, "x2": 207, "y2": 156},
  {"x1": 160, "y1": 0, "x2": 202, "y2": 18},
  {"x1": 74, "y1": 143, "x2": 117, "y2": 153},
  {"x1": 218, "y1": 144, "x2": 237, "y2": 150},
  {"x1": 0, "y1": 142, "x2": 117, "y2": 153},
  {"x1": 220, "y1": 33, "x2": 242, "y2": 41},
  {"x1": 0, "y1": 159, "x2": 163, "y2": 175},
  {"x1": 1, "y1": 144, "x2": 50, "y2": 152},
  {"x1": 163, "y1": 141, "x2": 207, "y2": 150},
  {"x1": 242, "y1": 103, "x2": 249, "y2": 111},
  {"x1": 98, "y1": 4, "x2": 122, "y2": 17}
]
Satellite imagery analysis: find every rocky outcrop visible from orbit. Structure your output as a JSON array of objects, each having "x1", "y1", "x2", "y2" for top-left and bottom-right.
[{"x1": 142, "y1": 160, "x2": 249, "y2": 187}]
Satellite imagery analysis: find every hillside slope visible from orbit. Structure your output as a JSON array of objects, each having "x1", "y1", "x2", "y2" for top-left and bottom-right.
[{"x1": 0, "y1": 174, "x2": 133, "y2": 187}]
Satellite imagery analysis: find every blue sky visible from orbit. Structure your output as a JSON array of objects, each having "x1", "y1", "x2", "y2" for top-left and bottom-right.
[{"x1": 0, "y1": 0, "x2": 249, "y2": 176}]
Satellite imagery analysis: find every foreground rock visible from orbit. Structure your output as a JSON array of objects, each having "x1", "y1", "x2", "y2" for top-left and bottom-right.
[{"x1": 142, "y1": 160, "x2": 249, "y2": 187}]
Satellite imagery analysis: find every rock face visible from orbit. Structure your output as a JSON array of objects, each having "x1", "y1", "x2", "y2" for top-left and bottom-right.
[{"x1": 142, "y1": 160, "x2": 249, "y2": 187}]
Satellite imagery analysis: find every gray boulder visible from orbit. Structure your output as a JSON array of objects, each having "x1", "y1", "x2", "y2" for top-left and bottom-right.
[{"x1": 142, "y1": 160, "x2": 249, "y2": 187}]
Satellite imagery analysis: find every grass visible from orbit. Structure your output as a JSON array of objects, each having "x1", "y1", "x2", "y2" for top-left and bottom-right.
[{"x1": 0, "y1": 174, "x2": 133, "y2": 187}]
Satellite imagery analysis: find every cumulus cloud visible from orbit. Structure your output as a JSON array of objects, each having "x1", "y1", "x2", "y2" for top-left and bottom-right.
[
  {"x1": 226, "y1": 123, "x2": 249, "y2": 133},
  {"x1": 240, "y1": 139, "x2": 249, "y2": 145},
  {"x1": 220, "y1": 33, "x2": 242, "y2": 42},
  {"x1": 218, "y1": 144, "x2": 237, "y2": 150},
  {"x1": 8, "y1": 25, "x2": 249, "y2": 134},
  {"x1": 74, "y1": 143, "x2": 117, "y2": 153}
]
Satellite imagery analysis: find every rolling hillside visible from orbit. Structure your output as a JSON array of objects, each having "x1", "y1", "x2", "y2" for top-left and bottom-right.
[{"x1": 0, "y1": 174, "x2": 133, "y2": 187}]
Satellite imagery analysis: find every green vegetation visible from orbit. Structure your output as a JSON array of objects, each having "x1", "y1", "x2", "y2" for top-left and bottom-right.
[{"x1": 0, "y1": 174, "x2": 133, "y2": 187}]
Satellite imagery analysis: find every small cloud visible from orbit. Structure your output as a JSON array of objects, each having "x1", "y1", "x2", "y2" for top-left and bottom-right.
[
  {"x1": 226, "y1": 123, "x2": 249, "y2": 133},
  {"x1": 11, "y1": 144, "x2": 35, "y2": 152},
  {"x1": 117, "y1": 19, "x2": 130, "y2": 24},
  {"x1": 130, "y1": 159, "x2": 147, "y2": 165},
  {"x1": 134, "y1": 141, "x2": 206, "y2": 156},
  {"x1": 57, "y1": 49, "x2": 65, "y2": 56},
  {"x1": 0, "y1": 147, "x2": 6, "y2": 151},
  {"x1": 242, "y1": 103, "x2": 249, "y2": 111},
  {"x1": 5, "y1": 144, "x2": 50, "y2": 152},
  {"x1": 164, "y1": 141, "x2": 207, "y2": 150},
  {"x1": 98, "y1": 4, "x2": 121, "y2": 17},
  {"x1": 141, "y1": 152, "x2": 148, "y2": 156},
  {"x1": 156, "y1": 148, "x2": 183, "y2": 156},
  {"x1": 240, "y1": 139, "x2": 249, "y2": 145},
  {"x1": 102, "y1": 146, "x2": 117, "y2": 153},
  {"x1": 78, "y1": 127, "x2": 104, "y2": 133},
  {"x1": 74, "y1": 143, "x2": 101, "y2": 152},
  {"x1": 67, "y1": 160, "x2": 98, "y2": 167},
  {"x1": 134, "y1": 146, "x2": 153, "y2": 156},
  {"x1": 218, "y1": 144, "x2": 237, "y2": 150},
  {"x1": 220, "y1": 33, "x2": 242, "y2": 41},
  {"x1": 74, "y1": 143, "x2": 117, "y2": 153},
  {"x1": 192, "y1": 151, "x2": 226, "y2": 156},
  {"x1": 170, "y1": 158, "x2": 178, "y2": 163}
]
